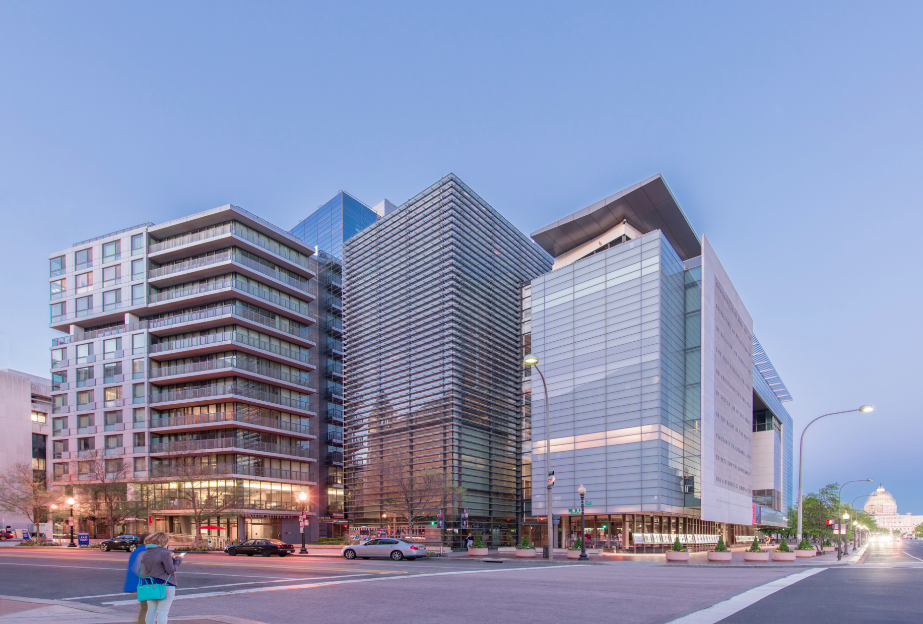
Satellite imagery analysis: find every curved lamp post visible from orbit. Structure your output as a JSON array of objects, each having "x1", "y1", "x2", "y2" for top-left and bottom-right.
[
  {"x1": 298, "y1": 491, "x2": 308, "y2": 554},
  {"x1": 796, "y1": 406, "x2": 873, "y2": 540},
  {"x1": 577, "y1": 485, "x2": 588, "y2": 561},
  {"x1": 837, "y1": 479, "x2": 872, "y2": 560},
  {"x1": 66, "y1": 497, "x2": 76, "y2": 547},
  {"x1": 524, "y1": 353, "x2": 553, "y2": 560}
]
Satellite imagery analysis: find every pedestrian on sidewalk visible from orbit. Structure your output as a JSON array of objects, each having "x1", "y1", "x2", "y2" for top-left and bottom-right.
[
  {"x1": 466, "y1": 534, "x2": 473, "y2": 549},
  {"x1": 138, "y1": 532, "x2": 183, "y2": 624},
  {"x1": 124, "y1": 532, "x2": 150, "y2": 624}
]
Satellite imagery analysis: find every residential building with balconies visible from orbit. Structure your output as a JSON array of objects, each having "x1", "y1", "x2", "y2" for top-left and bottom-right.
[{"x1": 47, "y1": 206, "x2": 320, "y2": 543}]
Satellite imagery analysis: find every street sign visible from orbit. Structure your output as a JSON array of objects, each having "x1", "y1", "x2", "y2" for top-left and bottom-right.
[
  {"x1": 77, "y1": 532, "x2": 90, "y2": 547},
  {"x1": 20, "y1": 530, "x2": 29, "y2": 540},
  {"x1": 568, "y1": 509, "x2": 579, "y2": 514}
]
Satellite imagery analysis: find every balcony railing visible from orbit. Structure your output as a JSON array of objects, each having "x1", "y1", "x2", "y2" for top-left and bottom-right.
[
  {"x1": 149, "y1": 383, "x2": 312, "y2": 412},
  {"x1": 146, "y1": 303, "x2": 313, "y2": 340},
  {"x1": 52, "y1": 321, "x2": 147, "y2": 347},
  {"x1": 149, "y1": 277, "x2": 312, "y2": 318},
  {"x1": 326, "y1": 431, "x2": 343, "y2": 444},
  {"x1": 147, "y1": 222, "x2": 311, "y2": 271},
  {"x1": 326, "y1": 407, "x2": 343, "y2": 423},
  {"x1": 326, "y1": 475, "x2": 343, "y2": 486},
  {"x1": 327, "y1": 274, "x2": 342, "y2": 289},
  {"x1": 150, "y1": 463, "x2": 314, "y2": 482},
  {"x1": 150, "y1": 437, "x2": 312, "y2": 459},
  {"x1": 325, "y1": 451, "x2": 344, "y2": 465},
  {"x1": 150, "y1": 410, "x2": 315, "y2": 437},
  {"x1": 326, "y1": 361, "x2": 343, "y2": 377},
  {"x1": 149, "y1": 250, "x2": 312, "y2": 294},
  {"x1": 150, "y1": 358, "x2": 313, "y2": 389},
  {"x1": 325, "y1": 298, "x2": 342, "y2": 313},
  {"x1": 151, "y1": 498, "x2": 309, "y2": 512},
  {"x1": 149, "y1": 330, "x2": 312, "y2": 366},
  {"x1": 73, "y1": 222, "x2": 153, "y2": 247}
]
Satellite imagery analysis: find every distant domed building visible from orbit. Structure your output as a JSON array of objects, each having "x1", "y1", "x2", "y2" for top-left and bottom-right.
[{"x1": 865, "y1": 484, "x2": 898, "y2": 515}]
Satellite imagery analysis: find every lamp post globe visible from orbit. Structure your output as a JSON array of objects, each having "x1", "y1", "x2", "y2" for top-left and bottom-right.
[
  {"x1": 524, "y1": 353, "x2": 554, "y2": 560},
  {"x1": 298, "y1": 491, "x2": 308, "y2": 554},
  {"x1": 859, "y1": 405, "x2": 874, "y2": 412}
]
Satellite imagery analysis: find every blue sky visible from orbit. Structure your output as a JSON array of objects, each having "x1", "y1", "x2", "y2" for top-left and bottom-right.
[{"x1": 1, "y1": 2, "x2": 919, "y2": 512}]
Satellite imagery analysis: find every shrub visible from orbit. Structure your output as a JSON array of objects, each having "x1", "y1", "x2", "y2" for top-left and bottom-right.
[
  {"x1": 713, "y1": 535, "x2": 728, "y2": 552},
  {"x1": 775, "y1": 540, "x2": 791, "y2": 553},
  {"x1": 317, "y1": 537, "x2": 347, "y2": 545},
  {"x1": 426, "y1": 551, "x2": 442, "y2": 557},
  {"x1": 746, "y1": 537, "x2": 762, "y2": 553},
  {"x1": 175, "y1": 546, "x2": 222, "y2": 552},
  {"x1": 472, "y1": 534, "x2": 485, "y2": 549},
  {"x1": 823, "y1": 538, "x2": 832, "y2": 547},
  {"x1": 796, "y1": 539, "x2": 813, "y2": 551},
  {"x1": 671, "y1": 537, "x2": 687, "y2": 552},
  {"x1": 16, "y1": 541, "x2": 61, "y2": 547},
  {"x1": 568, "y1": 538, "x2": 583, "y2": 551},
  {"x1": 517, "y1": 536, "x2": 532, "y2": 549}
]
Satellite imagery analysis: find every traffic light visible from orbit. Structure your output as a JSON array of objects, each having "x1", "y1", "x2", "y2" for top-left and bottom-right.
[
  {"x1": 826, "y1": 519, "x2": 834, "y2": 527},
  {"x1": 601, "y1": 524, "x2": 608, "y2": 529},
  {"x1": 430, "y1": 522, "x2": 436, "y2": 526}
]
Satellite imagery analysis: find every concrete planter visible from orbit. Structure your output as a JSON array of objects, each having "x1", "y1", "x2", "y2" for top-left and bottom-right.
[
  {"x1": 515, "y1": 548, "x2": 536, "y2": 558},
  {"x1": 771, "y1": 551, "x2": 796, "y2": 562},
  {"x1": 467, "y1": 547, "x2": 489, "y2": 556},
  {"x1": 707, "y1": 551, "x2": 732, "y2": 562},
  {"x1": 665, "y1": 551, "x2": 690, "y2": 562},
  {"x1": 743, "y1": 551, "x2": 770, "y2": 562},
  {"x1": 795, "y1": 549, "x2": 816, "y2": 558},
  {"x1": 823, "y1": 546, "x2": 837, "y2": 553},
  {"x1": 567, "y1": 549, "x2": 583, "y2": 559}
]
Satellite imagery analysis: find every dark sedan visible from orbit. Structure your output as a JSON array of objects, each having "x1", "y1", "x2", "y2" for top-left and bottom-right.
[
  {"x1": 100, "y1": 535, "x2": 143, "y2": 552},
  {"x1": 226, "y1": 539, "x2": 295, "y2": 557}
]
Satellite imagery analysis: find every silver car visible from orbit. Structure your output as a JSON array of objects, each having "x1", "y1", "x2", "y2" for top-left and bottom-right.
[{"x1": 342, "y1": 538, "x2": 426, "y2": 561}]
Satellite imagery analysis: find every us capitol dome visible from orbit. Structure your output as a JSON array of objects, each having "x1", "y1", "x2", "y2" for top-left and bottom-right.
[{"x1": 865, "y1": 484, "x2": 898, "y2": 515}]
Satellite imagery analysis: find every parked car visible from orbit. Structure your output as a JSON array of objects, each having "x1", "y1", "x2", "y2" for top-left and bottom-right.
[
  {"x1": 342, "y1": 538, "x2": 426, "y2": 561},
  {"x1": 100, "y1": 535, "x2": 143, "y2": 552},
  {"x1": 0, "y1": 530, "x2": 16, "y2": 541},
  {"x1": 225, "y1": 539, "x2": 295, "y2": 557}
]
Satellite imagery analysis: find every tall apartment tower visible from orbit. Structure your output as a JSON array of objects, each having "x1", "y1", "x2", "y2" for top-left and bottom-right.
[
  {"x1": 343, "y1": 174, "x2": 553, "y2": 547},
  {"x1": 289, "y1": 191, "x2": 381, "y2": 538},
  {"x1": 48, "y1": 206, "x2": 321, "y2": 542},
  {"x1": 523, "y1": 174, "x2": 794, "y2": 550}
]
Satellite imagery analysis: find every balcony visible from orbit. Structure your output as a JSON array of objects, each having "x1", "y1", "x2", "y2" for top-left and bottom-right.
[
  {"x1": 73, "y1": 222, "x2": 153, "y2": 247},
  {"x1": 148, "y1": 250, "x2": 313, "y2": 297},
  {"x1": 325, "y1": 407, "x2": 343, "y2": 424},
  {"x1": 149, "y1": 358, "x2": 314, "y2": 391},
  {"x1": 148, "y1": 276, "x2": 313, "y2": 319},
  {"x1": 325, "y1": 390, "x2": 343, "y2": 404},
  {"x1": 149, "y1": 330, "x2": 314, "y2": 368},
  {"x1": 326, "y1": 475, "x2": 343, "y2": 487},
  {"x1": 150, "y1": 463, "x2": 315, "y2": 483},
  {"x1": 146, "y1": 303, "x2": 315, "y2": 342},
  {"x1": 147, "y1": 222, "x2": 313, "y2": 274},
  {"x1": 325, "y1": 361, "x2": 343, "y2": 379},
  {"x1": 149, "y1": 383, "x2": 312, "y2": 414},
  {"x1": 52, "y1": 321, "x2": 147, "y2": 347},
  {"x1": 150, "y1": 410, "x2": 316, "y2": 437},
  {"x1": 325, "y1": 298, "x2": 342, "y2": 314},
  {"x1": 326, "y1": 274, "x2": 342, "y2": 291},
  {"x1": 326, "y1": 318, "x2": 342, "y2": 336},
  {"x1": 325, "y1": 345, "x2": 343, "y2": 358},
  {"x1": 326, "y1": 431, "x2": 343, "y2": 445},
  {"x1": 325, "y1": 451, "x2": 344, "y2": 465},
  {"x1": 150, "y1": 437, "x2": 312, "y2": 459}
]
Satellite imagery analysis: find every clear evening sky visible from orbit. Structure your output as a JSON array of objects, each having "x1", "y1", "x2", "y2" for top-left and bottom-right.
[{"x1": 1, "y1": 2, "x2": 919, "y2": 513}]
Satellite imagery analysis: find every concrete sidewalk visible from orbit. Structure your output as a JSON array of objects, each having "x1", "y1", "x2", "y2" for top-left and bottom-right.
[{"x1": 0, "y1": 595, "x2": 267, "y2": 624}]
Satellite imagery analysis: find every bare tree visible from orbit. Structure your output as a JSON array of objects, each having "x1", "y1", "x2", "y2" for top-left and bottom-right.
[
  {"x1": 151, "y1": 443, "x2": 244, "y2": 547},
  {"x1": 368, "y1": 453, "x2": 463, "y2": 539},
  {"x1": 74, "y1": 451, "x2": 134, "y2": 538},
  {"x1": 0, "y1": 462, "x2": 61, "y2": 536}
]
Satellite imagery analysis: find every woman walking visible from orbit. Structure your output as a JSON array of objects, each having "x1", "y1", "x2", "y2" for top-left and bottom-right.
[
  {"x1": 138, "y1": 532, "x2": 183, "y2": 624},
  {"x1": 123, "y1": 533, "x2": 149, "y2": 624}
]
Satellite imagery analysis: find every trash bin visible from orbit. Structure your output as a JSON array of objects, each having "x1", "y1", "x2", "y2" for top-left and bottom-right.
[{"x1": 543, "y1": 545, "x2": 549, "y2": 558}]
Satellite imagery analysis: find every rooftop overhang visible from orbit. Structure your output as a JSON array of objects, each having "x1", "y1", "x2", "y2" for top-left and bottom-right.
[{"x1": 531, "y1": 174, "x2": 701, "y2": 262}]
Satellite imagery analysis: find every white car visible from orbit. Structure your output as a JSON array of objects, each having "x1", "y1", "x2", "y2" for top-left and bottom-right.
[{"x1": 342, "y1": 538, "x2": 426, "y2": 561}]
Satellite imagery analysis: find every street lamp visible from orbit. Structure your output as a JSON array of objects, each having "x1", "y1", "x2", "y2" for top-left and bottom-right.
[
  {"x1": 842, "y1": 512, "x2": 851, "y2": 556},
  {"x1": 796, "y1": 405, "x2": 873, "y2": 540},
  {"x1": 524, "y1": 354, "x2": 554, "y2": 561},
  {"x1": 837, "y1": 479, "x2": 871, "y2": 561},
  {"x1": 577, "y1": 485, "x2": 588, "y2": 561},
  {"x1": 66, "y1": 497, "x2": 76, "y2": 548},
  {"x1": 853, "y1": 521, "x2": 859, "y2": 550},
  {"x1": 298, "y1": 491, "x2": 308, "y2": 554}
]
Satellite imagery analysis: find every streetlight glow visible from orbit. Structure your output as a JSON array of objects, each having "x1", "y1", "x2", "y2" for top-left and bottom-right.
[
  {"x1": 577, "y1": 484, "x2": 586, "y2": 496},
  {"x1": 859, "y1": 405, "x2": 874, "y2": 412},
  {"x1": 298, "y1": 492, "x2": 307, "y2": 501},
  {"x1": 523, "y1": 354, "x2": 540, "y2": 366},
  {"x1": 66, "y1": 497, "x2": 75, "y2": 506}
]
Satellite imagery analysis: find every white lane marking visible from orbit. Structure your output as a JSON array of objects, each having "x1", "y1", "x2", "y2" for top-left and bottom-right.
[
  {"x1": 62, "y1": 574, "x2": 375, "y2": 600},
  {"x1": 102, "y1": 565, "x2": 580, "y2": 605},
  {"x1": 0, "y1": 562, "x2": 293, "y2": 579},
  {"x1": 666, "y1": 568, "x2": 827, "y2": 624}
]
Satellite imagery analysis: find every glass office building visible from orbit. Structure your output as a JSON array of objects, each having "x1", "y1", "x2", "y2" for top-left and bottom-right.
[
  {"x1": 343, "y1": 174, "x2": 553, "y2": 547},
  {"x1": 289, "y1": 192, "x2": 380, "y2": 537},
  {"x1": 525, "y1": 175, "x2": 794, "y2": 550}
]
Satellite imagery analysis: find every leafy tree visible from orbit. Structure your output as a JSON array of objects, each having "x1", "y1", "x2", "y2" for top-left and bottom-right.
[{"x1": 0, "y1": 462, "x2": 61, "y2": 535}]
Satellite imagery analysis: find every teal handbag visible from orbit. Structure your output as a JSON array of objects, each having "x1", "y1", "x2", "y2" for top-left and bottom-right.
[{"x1": 137, "y1": 575, "x2": 171, "y2": 601}]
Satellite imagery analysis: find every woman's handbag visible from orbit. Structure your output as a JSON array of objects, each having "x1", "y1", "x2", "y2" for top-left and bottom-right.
[{"x1": 137, "y1": 575, "x2": 172, "y2": 601}]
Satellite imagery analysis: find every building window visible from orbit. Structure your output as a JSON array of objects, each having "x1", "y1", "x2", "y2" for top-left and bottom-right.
[
  {"x1": 132, "y1": 383, "x2": 145, "y2": 404},
  {"x1": 54, "y1": 463, "x2": 69, "y2": 477},
  {"x1": 77, "y1": 437, "x2": 94, "y2": 451},
  {"x1": 75, "y1": 248, "x2": 93, "y2": 270},
  {"x1": 133, "y1": 408, "x2": 145, "y2": 424},
  {"x1": 50, "y1": 255, "x2": 66, "y2": 277},
  {"x1": 30, "y1": 411, "x2": 47, "y2": 423},
  {"x1": 77, "y1": 413, "x2": 94, "y2": 428},
  {"x1": 76, "y1": 366, "x2": 93, "y2": 384},
  {"x1": 103, "y1": 362, "x2": 122, "y2": 381},
  {"x1": 102, "y1": 265, "x2": 121, "y2": 286},
  {"x1": 105, "y1": 459, "x2": 123, "y2": 475},
  {"x1": 76, "y1": 295, "x2": 93, "y2": 317},
  {"x1": 103, "y1": 337, "x2": 121, "y2": 356},
  {"x1": 104, "y1": 386, "x2": 123, "y2": 402},
  {"x1": 51, "y1": 279, "x2": 66, "y2": 298},
  {"x1": 131, "y1": 234, "x2": 145, "y2": 256},
  {"x1": 77, "y1": 390, "x2": 93, "y2": 406},
  {"x1": 76, "y1": 271, "x2": 93, "y2": 293},
  {"x1": 133, "y1": 432, "x2": 145, "y2": 448},
  {"x1": 102, "y1": 240, "x2": 121, "y2": 262},
  {"x1": 52, "y1": 417, "x2": 66, "y2": 435},
  {"x1": 131, "y1": 283, "x2": 145, "y2": 306},
  {"x1": 51, "y1": 302, "x2": 66, "y2": 321},
  {"x1": 52, "y1": 348, "x2": 66, "y2": 365},
  {"x1": 76, "y1": 343, "x2": 93, "y2": 360},
  {"x1": 132, "y1": 333, "x2": 145, "y2": 355},
  {"x1": 105, "y1": 435, "x2": 122, "y2": 449},
  {"x1": 131, "y1": 258, "x2": 145, "y2": 280},
  {"x1": 133, "y1": 457, "x2": 146, "y2": 471},
  {"x1": 103, "y1": 289, "x2": 121, "y2": 311},
  {"x1": 104, "y1": 410, "x2": 122, "y2": 425}
]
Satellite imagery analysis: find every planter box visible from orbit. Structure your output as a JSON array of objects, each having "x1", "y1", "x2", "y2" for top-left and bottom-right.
[
  {"x1": 771, "y1": 551, "x2": 796, "y2": 561},
  {"x1": 515, "y1": 548, "x2": 536, "y2": 558},
  {"x1": 823, "y1": 546, "x2": 837, "y2": 553},
  {"x1": 567, "y1": 549, "x2": 583, "y2": 559},
  {"x1": 665, "y1": 551, "x2": 690, "y2": 562},
  {"x1": 497, "y1": 547, "x2": 517, "y2": 554},
  {"x1": 743, "y1": 551, "x2": 770, "y2": 562},
  {"x1": 795, "y1": 549, "x2": 816, "y2": 558},
  {"x1": 707, "y1": 551, "x2": 732, "y2": 562},
  {"x1": 468, "y1": 547, "x2": 489, "y2": 556}
]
